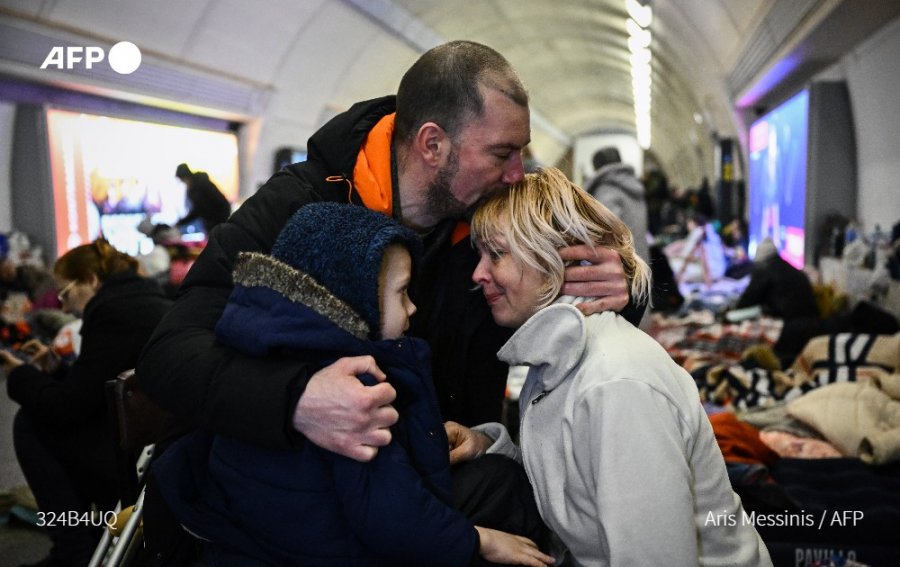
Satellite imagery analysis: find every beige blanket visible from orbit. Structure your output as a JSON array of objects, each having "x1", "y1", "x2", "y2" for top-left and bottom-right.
[{"x1": 787, "y1": 373, "x2": 900, "y2": 465}]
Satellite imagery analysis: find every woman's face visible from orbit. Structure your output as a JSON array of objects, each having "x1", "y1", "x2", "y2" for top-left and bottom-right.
[
  {"x1": 472, "y1": 225, "x2": 545, "y2": 328},
  {"x1": 56, "y1": 275, "x2": 98, "y2": 317}
]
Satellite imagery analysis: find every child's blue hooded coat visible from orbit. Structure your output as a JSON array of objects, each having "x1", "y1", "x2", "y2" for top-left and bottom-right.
[{"x1": 152, "y1": 203, "x2": 477, "y2": 565}]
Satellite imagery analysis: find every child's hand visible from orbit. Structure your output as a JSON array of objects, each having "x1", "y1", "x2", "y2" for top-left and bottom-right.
[
  {"x1": 475, "y1": 526, "x2": 554, "y2": 566},
  {"x1": 445, "y1": 421, "x2": 493, "y2": 465}
]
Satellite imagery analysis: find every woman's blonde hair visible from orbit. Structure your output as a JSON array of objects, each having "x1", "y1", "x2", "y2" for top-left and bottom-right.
[
  {"x1": 54, "y1": 238, "x2": 139, "y2": 284},
  {"x1": 471, "y1": 166, "x2": 650, "y2": 309}
]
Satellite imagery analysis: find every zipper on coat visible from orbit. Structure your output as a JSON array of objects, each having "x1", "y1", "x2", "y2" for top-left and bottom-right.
[{"x1": 531, "y1": 390, "x2": 552, "y2": 404}]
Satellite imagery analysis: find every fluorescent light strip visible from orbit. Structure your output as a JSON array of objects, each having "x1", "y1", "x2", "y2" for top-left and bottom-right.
[{"x1": 627, "y1": 1, "x2": 652, "y2": 149}]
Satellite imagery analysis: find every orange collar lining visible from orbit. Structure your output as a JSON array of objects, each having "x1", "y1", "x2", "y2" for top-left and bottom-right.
[{"x1": 352, "y1": 113, "x2": 395, "y2": 215}]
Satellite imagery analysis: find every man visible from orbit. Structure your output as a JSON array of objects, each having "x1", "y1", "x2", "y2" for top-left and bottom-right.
[
  {"x1": 138, "y1": 41, "x2": 637, "y2": 462},
  {"x1": 585, "y1": 146, "x2": 650, "y2": 265},
  {"x1": 173, "y1": 163, "x2": 232, "y2": 234},
  {"x1": 138, "y1": 39, "x2": 640, "y2": 565}
]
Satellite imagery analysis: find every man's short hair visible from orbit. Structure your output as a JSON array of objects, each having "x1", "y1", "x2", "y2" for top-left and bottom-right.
[
  {"x1": 592, "y1": 147, "x2": 621, "y2": 171},
  {"x1": 394, "y1": 40, "x2": 528, "y2": 144}
]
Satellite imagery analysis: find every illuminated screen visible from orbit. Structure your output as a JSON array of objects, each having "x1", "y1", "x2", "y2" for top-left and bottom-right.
[
  {"x1": 46, "y1": 109, "x2": 239, "y2": 257},
  {"x1": 747, "y1": 89, "x2": 809, "y2": 269}
]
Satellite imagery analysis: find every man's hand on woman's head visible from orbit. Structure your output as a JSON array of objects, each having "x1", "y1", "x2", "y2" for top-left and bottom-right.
[
  {"x1": 559, "y1": 244, "x2": 629, "y2": 314},
  {"x1": 293, "y1": 355, "x2": 398, "y2": 462}
]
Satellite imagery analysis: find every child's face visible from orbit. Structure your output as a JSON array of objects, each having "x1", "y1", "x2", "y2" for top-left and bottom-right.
[{"x1": 378, "y1": 245, "x2": 417, "y2": 340}]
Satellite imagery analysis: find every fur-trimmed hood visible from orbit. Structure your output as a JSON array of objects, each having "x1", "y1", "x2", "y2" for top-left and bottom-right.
[
  {"x1": 260, "y1": 202, "x2": 422, "y2": 340},
  {"x1": 230, "y1": 251, "x2": 370, "y2": 341},
  {"x1": 215, "y1": 251, "x2": 379, "y2": 359},
  {"x1": 215, "y1": 248, "x2": 431, "y2": 368}
]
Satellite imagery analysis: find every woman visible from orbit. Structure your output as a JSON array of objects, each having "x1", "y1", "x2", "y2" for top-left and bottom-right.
[
  {"x1": 447, "y1": 168, "x2": 771, "y2": 566},
  {"x1": 0, "y1": 239, "x2": 172, "y2": 567}
]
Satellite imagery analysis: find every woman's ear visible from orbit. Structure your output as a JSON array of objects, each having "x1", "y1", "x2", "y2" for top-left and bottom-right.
[
  {"x1": 88, "y1": 273, "x2": 101, "y2": 291},
  {"x1": 414, "y1": 122, "x2": 450, "y2": 168}
]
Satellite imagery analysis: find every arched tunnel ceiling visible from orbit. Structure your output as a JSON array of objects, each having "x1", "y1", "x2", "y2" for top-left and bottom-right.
[
  {"x1": 361, "y1": 0, "x2": 769, "y2": 186},
  {"x1": 1, "y1": 0, "x2": 896, "y2": 191}
]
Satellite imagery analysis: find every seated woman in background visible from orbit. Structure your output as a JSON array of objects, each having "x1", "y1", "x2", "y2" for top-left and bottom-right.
[
  {"x1": 0, "y1": 239, "x2": 172, "y2": 567},
  {"x1": 445, "y1": 167, "x2": 772, "y2": 566}
]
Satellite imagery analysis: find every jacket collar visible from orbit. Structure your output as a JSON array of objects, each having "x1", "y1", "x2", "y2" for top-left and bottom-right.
[
  {"x1": 496, "y1": 300, "x2": 589, "y2": 390},
  {"x1": 233, "y1": 251, "x2": 370, "y2": 339},
  {"x1": 222, "y1": 254, "x2": 434, "y2": 389},
  {"x1": 306, "y1": 95, "x2": 396, "y2": 178},
  {"x1": 340, "y1": 109, "x2": 474, "y2": 245},
  {"x1": 352, "y1": 113, "x2": 395, "y2": 215}
]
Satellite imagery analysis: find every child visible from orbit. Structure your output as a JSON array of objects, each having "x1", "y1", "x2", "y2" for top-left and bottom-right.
[{"x1": 153, "y1": 202, "x2": 552, "y2": 566}]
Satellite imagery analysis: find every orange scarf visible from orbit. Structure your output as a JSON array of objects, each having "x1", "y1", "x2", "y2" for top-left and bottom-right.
[{"x1": 352, "y1": 112, "x2": 470, "y2": 245}]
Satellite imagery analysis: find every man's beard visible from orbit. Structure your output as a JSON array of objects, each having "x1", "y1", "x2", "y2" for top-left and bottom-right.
[{"x1": 424, "y1": 145, "x2": 471, "y2": 221}]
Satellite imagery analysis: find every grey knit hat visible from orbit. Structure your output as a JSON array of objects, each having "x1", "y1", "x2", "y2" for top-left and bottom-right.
[{"x1": 270, "y1": 202, "x2": 422, "y2": 337}]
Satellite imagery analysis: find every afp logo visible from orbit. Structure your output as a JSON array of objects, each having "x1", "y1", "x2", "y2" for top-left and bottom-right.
[{"x1": 40, "y1": 41, "x2": 142, "y2": 75}]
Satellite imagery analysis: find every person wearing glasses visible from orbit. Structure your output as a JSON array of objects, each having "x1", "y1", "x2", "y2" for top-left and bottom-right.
[{"x1": 0, "y1": 238, "x2": 172, "y2": 567}]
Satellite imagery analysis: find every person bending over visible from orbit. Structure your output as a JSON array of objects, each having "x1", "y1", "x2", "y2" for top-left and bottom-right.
[
  {"x1": 138, "y1": 40, "x2": 640, "y2": 457},
  {"x1": 137, "y1": 41, "x2": 640, "y2": 563},
  {"x1": 173, "y1": 163, "x2": 231, "y2": 235}
]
